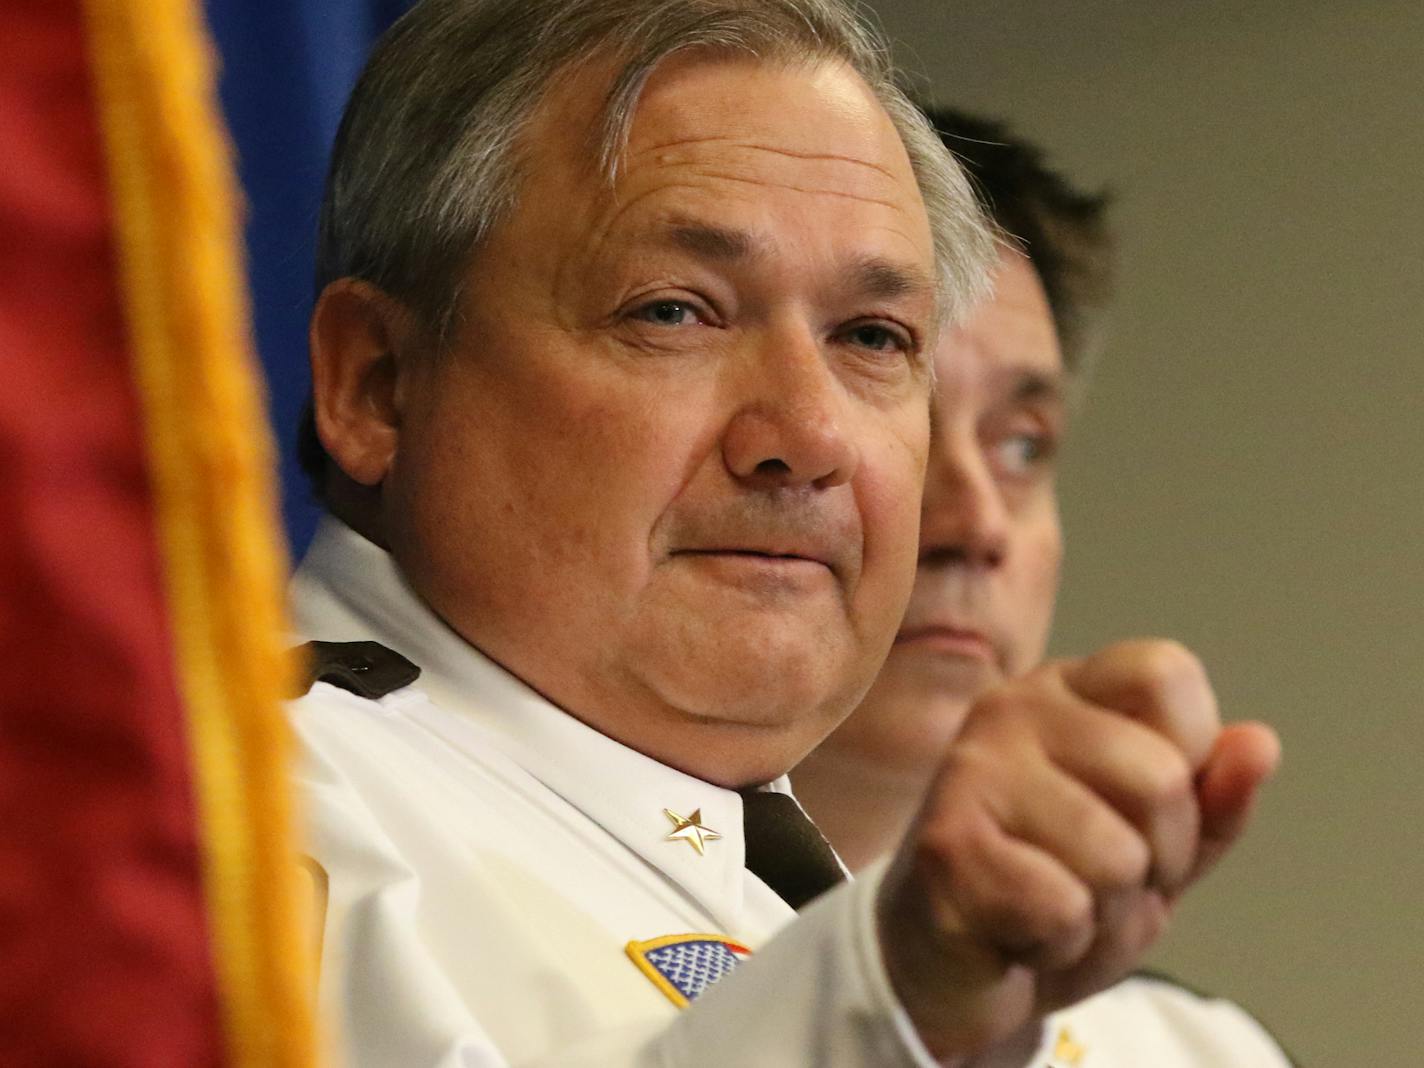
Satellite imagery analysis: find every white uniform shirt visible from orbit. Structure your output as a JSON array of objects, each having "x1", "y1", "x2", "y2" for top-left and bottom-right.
[{"x1": 289, "y1": 518, "x2": 1294, "y2": 1068}]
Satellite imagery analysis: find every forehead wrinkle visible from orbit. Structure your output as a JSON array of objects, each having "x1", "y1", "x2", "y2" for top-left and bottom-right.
[
  {"x1": 676, "y1": 166, "x2": 906, "y2": 210},
  {"x1": 577, "y1": 169, "x2": 912, "y2": 278},
  {"x1": 735, "y1": 143, "x2": 902, "y2": 184},
  {"x1": 564, "y1": 134, "x2": 930, "y2": 302},
  {"x1": 630, "y1": 136, "x2": 901, "y2": 183},
  {"x1": 576, "y1": 179, "x2": 744, "y2": 271}
]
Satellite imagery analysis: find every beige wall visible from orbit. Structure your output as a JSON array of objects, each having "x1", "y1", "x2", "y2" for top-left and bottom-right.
[{"x1": 867, "y1": 0, "x2": 1424, "y2": 1061}]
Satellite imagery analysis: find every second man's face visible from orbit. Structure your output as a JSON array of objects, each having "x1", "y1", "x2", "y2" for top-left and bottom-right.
[
  {"x1": 380, "y1": 55, "x2": 942, "y2": 785},
  {"x1": 815, "y1": 249, "x2": 1067, "y2": 777}
]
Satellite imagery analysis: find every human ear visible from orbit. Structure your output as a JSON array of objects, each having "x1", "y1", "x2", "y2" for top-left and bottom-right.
[{"x1": 308, "y1": 279, "x2": 418, "y2": 487}]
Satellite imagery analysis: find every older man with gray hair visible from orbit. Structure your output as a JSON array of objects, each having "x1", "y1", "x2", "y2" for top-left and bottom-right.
[{"x1": 289, "y1": 1, "x2": 1281, "y2": 1065}]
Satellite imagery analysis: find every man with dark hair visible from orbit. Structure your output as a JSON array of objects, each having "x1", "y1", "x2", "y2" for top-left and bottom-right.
[
  {"x1": 796, "y1": 109, "x2": 1292, "y2": 1063},
  {"x1": 288, "y1": 4, "x2": 1283, "y2": 1063},
  {"x1": 930, "y1": 108, "x2": 1115, "y2": 373},
  {"x1": 796, "y1": 106, "x2": 1115, "y2": 870}
]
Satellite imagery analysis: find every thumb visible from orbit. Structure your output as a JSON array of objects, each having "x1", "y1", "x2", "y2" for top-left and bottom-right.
[{"x1": 1189, "y1": 721, "x2": 1281, "y2": 882}]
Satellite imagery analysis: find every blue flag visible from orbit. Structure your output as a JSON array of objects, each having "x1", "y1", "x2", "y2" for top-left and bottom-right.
[{"x1": 207, "y1": 0, "x2": 413, "y2": 555}]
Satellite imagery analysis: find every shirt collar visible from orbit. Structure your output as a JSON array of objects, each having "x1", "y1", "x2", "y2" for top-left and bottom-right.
[{"x1": 291, "y1": 516, "x2": 783, "y2": 929}]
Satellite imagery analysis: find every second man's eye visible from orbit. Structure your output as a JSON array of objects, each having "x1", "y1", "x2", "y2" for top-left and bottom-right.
[{"x1": 992, "y1": 433, "x2": 1056, "y2": 476}]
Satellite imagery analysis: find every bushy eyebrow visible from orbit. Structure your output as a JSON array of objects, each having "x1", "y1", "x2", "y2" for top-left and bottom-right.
[
  {"x1": 663, "y1": 221, "x2": 756, "y2": 262},
  {"x1": 847, "y1": 255, "x2": 936, "y2": 304},
  {"x1": 1013, "y1": 370, "x2": 1068, "y2": 405},
  {"x1": 926, "y1": 366, "x2": 1068, "y2": 435}
]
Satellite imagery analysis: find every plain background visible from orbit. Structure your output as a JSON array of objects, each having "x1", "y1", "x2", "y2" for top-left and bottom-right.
[{"x1": 863, "y1": 1, "x2": 1422, "y2": 1061}]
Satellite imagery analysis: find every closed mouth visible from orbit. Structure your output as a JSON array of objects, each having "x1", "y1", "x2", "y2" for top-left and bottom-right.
[
  {"x1": 894, "y1": 625, "x2": 995, "y2": 661},
  {"x1": 674, "y1": 548, "x2": 830, "y2": 567},
  {"x1": 669, "y1": 548, "x2": 838, "y2": 590}
]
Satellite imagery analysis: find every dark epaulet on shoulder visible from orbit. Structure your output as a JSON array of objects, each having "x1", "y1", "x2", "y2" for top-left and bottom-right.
[
  {"x1": 297, "y1": 640, "x2": 421, "y2": 699},
  {"x1": 1130, "y1": 969, "x2": 1302, "y2": 1066}
]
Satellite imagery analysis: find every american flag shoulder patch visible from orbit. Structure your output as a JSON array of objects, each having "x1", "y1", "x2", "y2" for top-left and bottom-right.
[{"x1": 625, "y1": 933, "x2": 753, "y2": 1008}]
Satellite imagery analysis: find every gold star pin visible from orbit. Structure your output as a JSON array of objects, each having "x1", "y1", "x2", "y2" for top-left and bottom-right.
[
  {"x1": 663, "y1": 808, "x2": 722, "y2": 855},
  {"x1": 1052, "y1": 1025, "x2": 1085, "y2": 1065}
]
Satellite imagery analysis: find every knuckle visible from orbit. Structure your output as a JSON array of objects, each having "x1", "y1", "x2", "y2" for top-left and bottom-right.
[
  {"x1": 1140, "y1": 751, "x2": 1194, "y2": 810},
  {"x1": 971, "y1": 878, "x2": 1023, "y2": 931},
  {"x1": 1093, "y1": 824, "x2": 1152, "y2": 890},
  {"x1": 1063, "y1": 795, "x2": 1138, "y2": 889},
  {"x1": 917, "y1": 796, "x2": 994, "y2": 871},
  {"x1": 1089, "y1": 639, "x2": 1209, "y2": 715},
  {"x1": 955, "y1": 704, "x2": 1037, "y2": 764},
  {"x1": 1145, "y1": 637, "x2": 1196, "y2": 670},
  {"x1": 952, "y1": 844, "x2": 1098, "y2": 969},
  {"x1": 1141, "y1": 640, "x2": 1208, "y2": 697},
  {"x1": 973, "y1": 888, "x2": 1043, "y2": 956},
  {"x1": 1060, "y1": 789, "x2": 1151, "y2": 891},
  {"x1": 1027, "y1": 882, "x2": 1095, "y2": 957},
  {"x1": 977, "y1": 871, "x2": 1090, "y2": 950}
]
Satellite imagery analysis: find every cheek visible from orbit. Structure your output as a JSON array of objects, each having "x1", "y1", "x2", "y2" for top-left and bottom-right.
[
  {"x1": 390, "y1": 365, "x2": 649, "y2": 609},
  {"x1": 1009, "y1": 508, "x2": 1064, "y2": 665},
  {"x1": 1032, "y1": 509, "x2": 1065, "y2": 597},
  {"x1": 564, "y1": 386, "x2": 733, "y2": 583},
  {"x1": 443, "y1": 362, "x2": 705, "y2": 556}
]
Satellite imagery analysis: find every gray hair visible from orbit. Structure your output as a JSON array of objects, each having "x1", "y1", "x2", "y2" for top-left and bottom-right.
[{"x1": 315, "y1": 0, "x2": 992, "y2": 336}]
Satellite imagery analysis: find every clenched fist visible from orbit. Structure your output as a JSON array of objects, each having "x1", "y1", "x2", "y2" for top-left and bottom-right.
[{"x1": 875, "y1": 640, "x2": 1280, "y2": 1063}]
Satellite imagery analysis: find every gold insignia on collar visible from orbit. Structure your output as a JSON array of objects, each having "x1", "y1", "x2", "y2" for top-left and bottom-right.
[
  {"x1": 1052, "y1": 1025, "x2": 1085, "y2": 1065},
  {"x1": 663, "y1": 808, "x2": 722, "y2": 855}
]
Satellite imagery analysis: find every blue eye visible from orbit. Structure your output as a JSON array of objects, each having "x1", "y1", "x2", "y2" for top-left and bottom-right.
[
  {"x1": 631, "y1": 300, "x2": 701, "y2": 327},
  {"x1": 842, "y1": 322, "x2": 910, "y2": 353},
  {"x1": 993, "y1": 433, "x2": 1054, "y2": 475}
]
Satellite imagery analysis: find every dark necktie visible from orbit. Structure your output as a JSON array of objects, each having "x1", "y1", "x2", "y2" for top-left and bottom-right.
[{"x1": 740, "y1": 790, "x2": 847, "y2": 910}]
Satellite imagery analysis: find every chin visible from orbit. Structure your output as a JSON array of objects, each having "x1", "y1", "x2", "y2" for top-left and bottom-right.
[
  {"x1": 891, "y1": 648, "x2": 998, "y2": 700},
  {"x1": 615, "y1": 592, "x2": 886, "y2": 757},
  {"x1": 827, "y1": 663, "x2": 981, "y2": 775},
  {"x1": 647, "y1": 633, "x2": 866, "y2": 732}
]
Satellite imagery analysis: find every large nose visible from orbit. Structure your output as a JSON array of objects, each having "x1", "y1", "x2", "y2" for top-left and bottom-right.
[
  {"x1": 721, "y1": 327, "x2": 860, "y2": 491},
  {"x1": 919, "y1": 424, "x2": 1008, "y2": 569}
]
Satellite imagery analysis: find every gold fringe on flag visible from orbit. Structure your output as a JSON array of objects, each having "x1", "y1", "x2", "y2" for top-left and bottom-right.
[{"x1": 82, "y1": 2, "x2": 317, "y2": 1065}]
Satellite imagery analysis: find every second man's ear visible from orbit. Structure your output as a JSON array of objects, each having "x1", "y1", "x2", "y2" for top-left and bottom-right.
[{"x1": 308, "y1": 279, "x2": 419, "y2": 488}]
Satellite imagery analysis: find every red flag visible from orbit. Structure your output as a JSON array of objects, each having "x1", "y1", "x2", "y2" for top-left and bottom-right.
[{"x1": 0, "y1": 1, "x2": 314, "y2": 1064}]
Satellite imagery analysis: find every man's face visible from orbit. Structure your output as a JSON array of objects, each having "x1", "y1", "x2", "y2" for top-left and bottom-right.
[
  {"x1": 380, "y1": 56, "x2": 939, "y2": 785},
  {"x1": 812, "y1": 250, "x2": 1066, "y2": 776}
]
